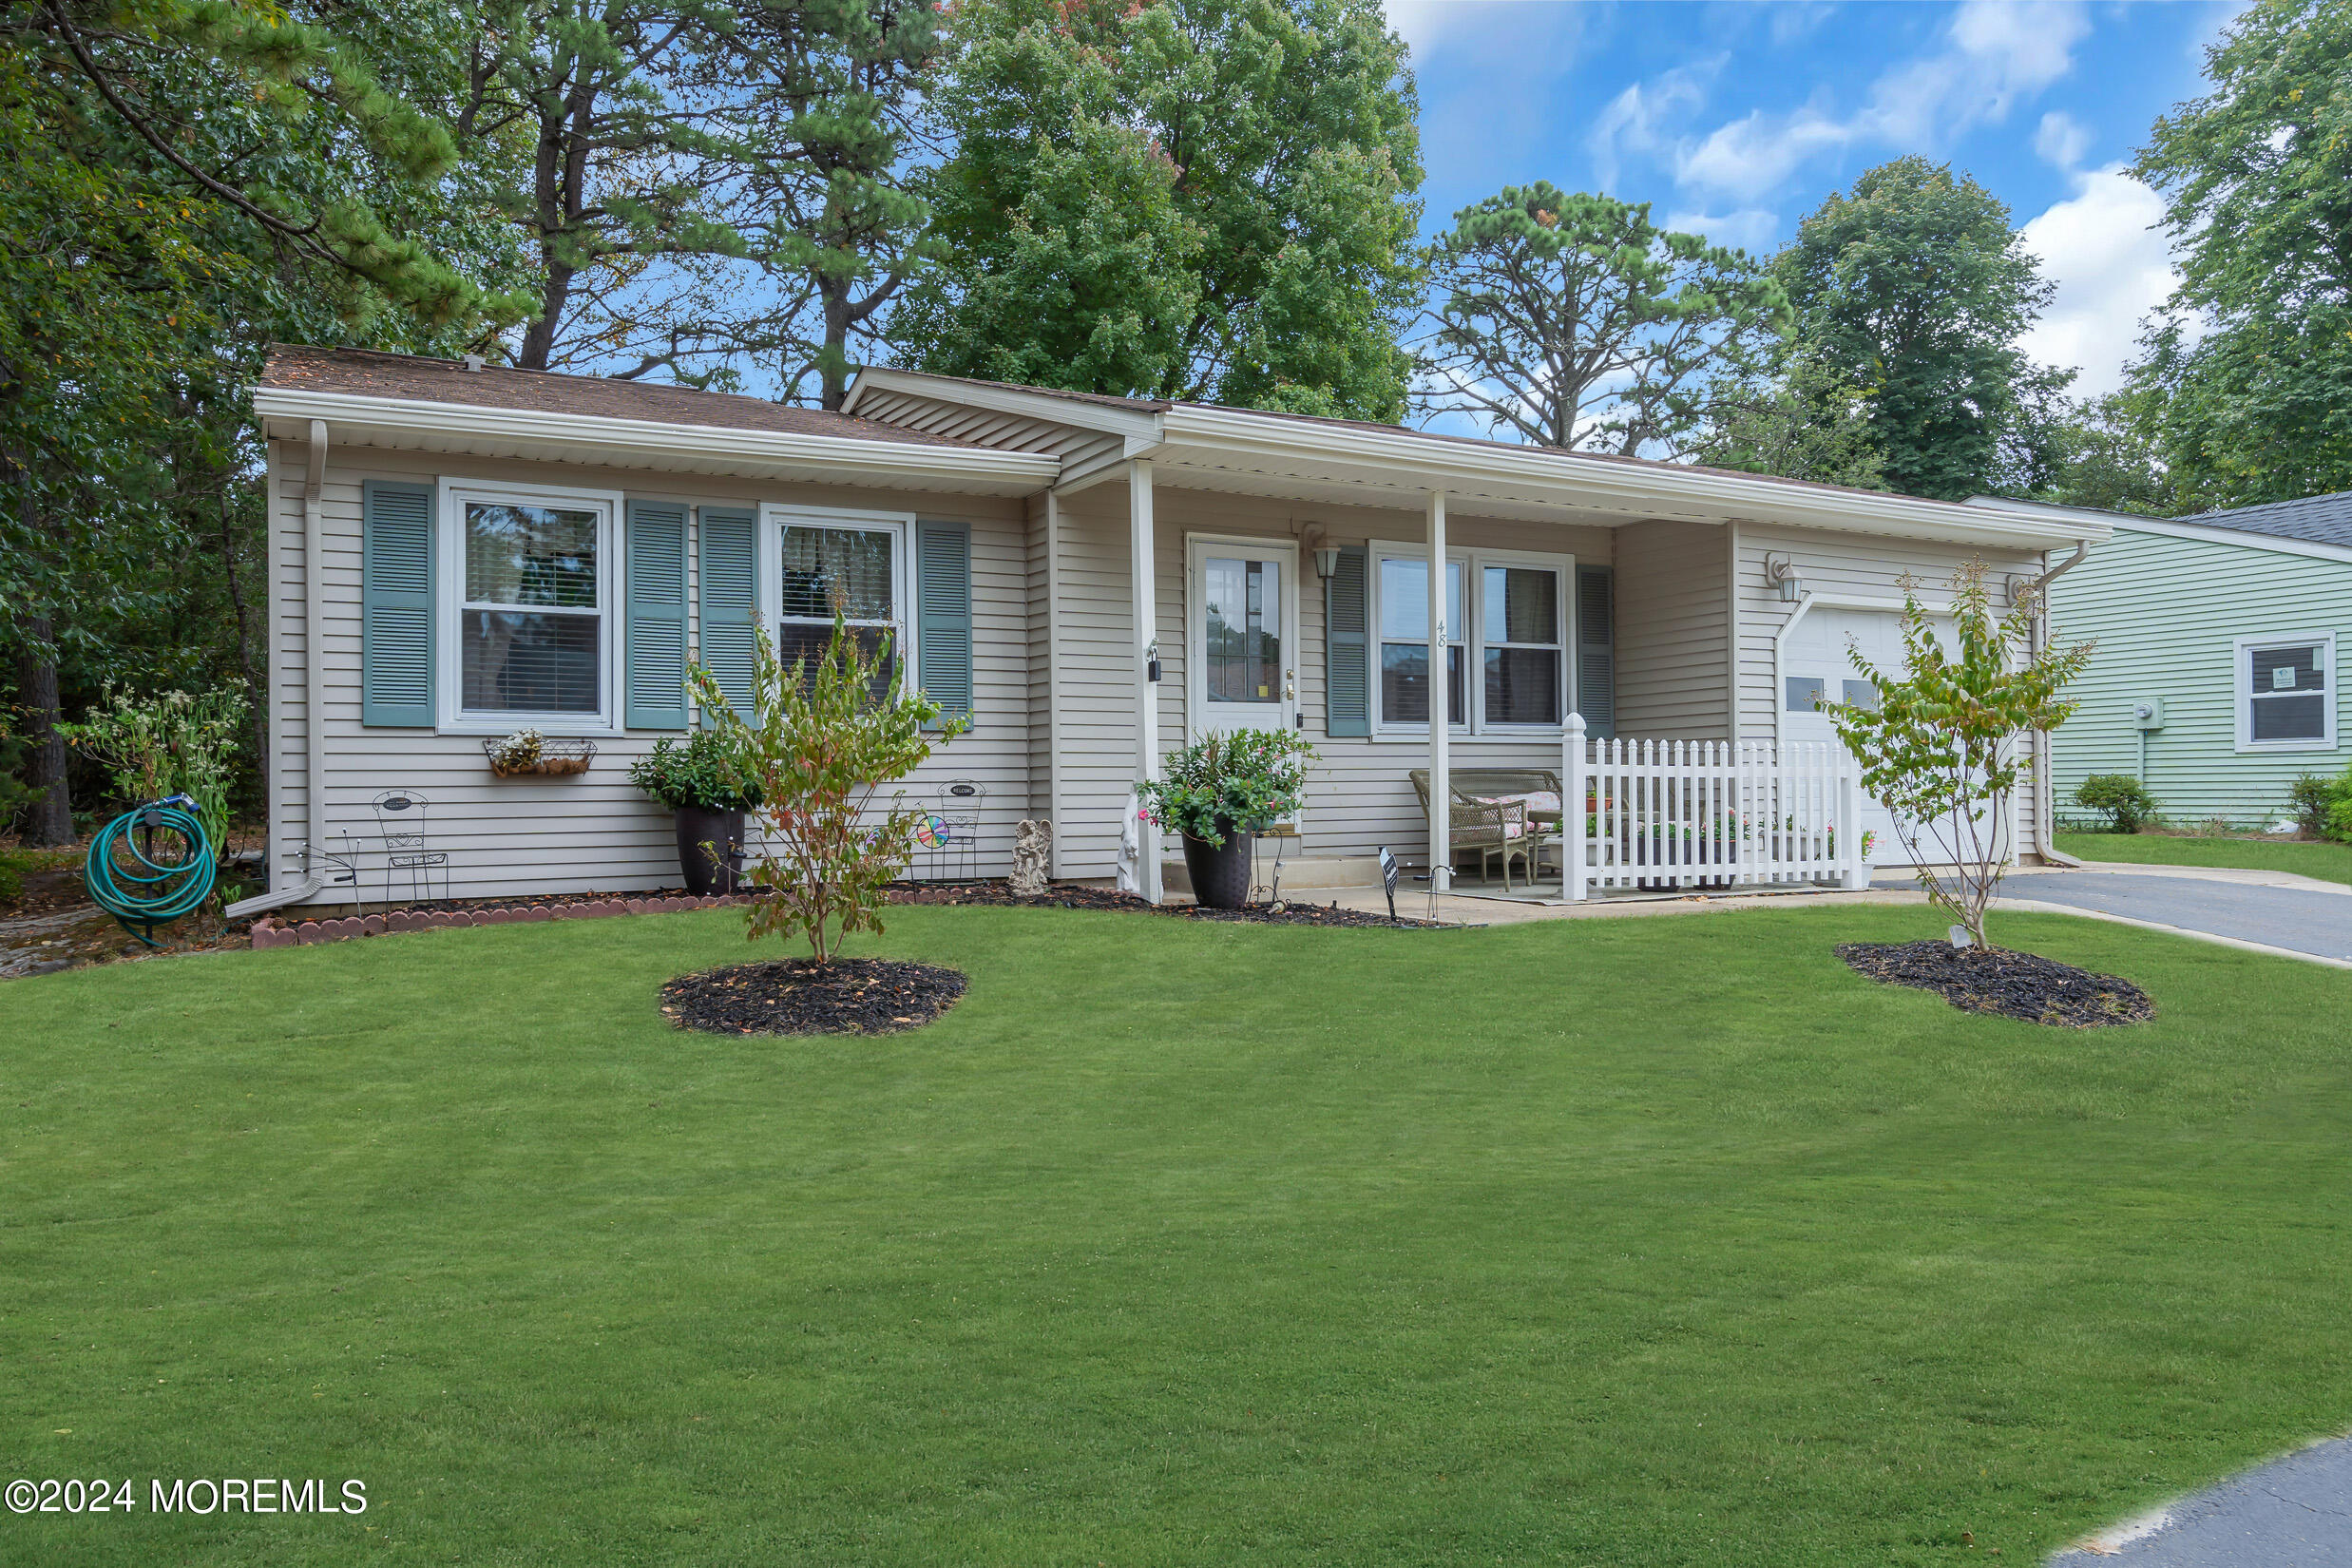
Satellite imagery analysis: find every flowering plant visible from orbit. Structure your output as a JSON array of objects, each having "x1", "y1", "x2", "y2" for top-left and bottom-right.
[{"x1": 1137, "y1": 729, "x2": 1316, "y2": 847}]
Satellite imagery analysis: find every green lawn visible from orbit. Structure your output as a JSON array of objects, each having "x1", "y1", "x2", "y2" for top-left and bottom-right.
[
  {"x1": 2056, "y1": 830, "x2": 2352, "y2": 885},
  {"x1": 5, "y1": 905, "x2": 2352, "y2": 1565}
]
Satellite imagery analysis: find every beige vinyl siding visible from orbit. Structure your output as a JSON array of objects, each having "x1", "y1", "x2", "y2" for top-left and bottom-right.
[
  {"x1": 1613, "y1": 519, "x2": 1732, "y2": 738},
  {"x1": 1041, "y1": 484, "x2": 1616, "y2": 877},
  {"x1": 1733, "y1": 523, "x2": 2047, "y2": 851},
  {"x1": 267, "y1": 445, "x2": 1034, "y2": 909}
]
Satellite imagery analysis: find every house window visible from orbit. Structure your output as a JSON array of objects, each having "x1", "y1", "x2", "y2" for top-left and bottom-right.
[
  {"x1": 445, "y1": 484, "x2": 621, "y2": 728},
  {"x1": 1203, "y1": 555, "x2": 1283, "y2": 705},
  {"x1": 1369, "y1": 545, "x2": 1574, "y2": 735},
  {"x1": 2239, "y1": 634, "x2": 2334, "y2": 750},
  {"x1": 780, "y1": 522, "x2": 908, "y2": 691},
  {"x1": 1378, "y1": 554, "x2": 1465, "y2": 725},
  {"x1": 1481, "y1": 564, "x2": 1564, "y2": 726}
]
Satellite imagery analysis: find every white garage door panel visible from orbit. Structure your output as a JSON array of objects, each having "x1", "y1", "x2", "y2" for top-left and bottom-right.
[{"x1": 1782, "y1": 607, "x2": 2008, "y2": 870}]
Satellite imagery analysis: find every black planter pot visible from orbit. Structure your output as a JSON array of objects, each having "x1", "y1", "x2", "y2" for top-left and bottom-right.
[
  {"x1": 675, "y1": 807, "x2": 747, "y2": 895},
  {"x1": 1180, "y1": 827, "x2": 1254, "y2": 909}
]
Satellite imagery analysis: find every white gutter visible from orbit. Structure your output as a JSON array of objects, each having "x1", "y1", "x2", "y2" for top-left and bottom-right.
[
  {"x1": 226, "y1": 420, "x2": 332, "y2": 920},
  {"x1": 252, "y1": 388, "x2": 1061, "y2": 491},
  {"x1": 1162, "y1": 406, "x2": 2108, "y2": 550},
  {"x1": 2026, "y1": 541, "x2": 2094, "y2": 867}
]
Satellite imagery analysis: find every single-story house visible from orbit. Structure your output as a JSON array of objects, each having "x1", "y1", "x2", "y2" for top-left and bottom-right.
[
  {"x1": 1991, "y1": 490, "x2": 2352, "y2": 829},
  {"x1": 241, "y1": 346, "x2": 2107, "y2": 912}
]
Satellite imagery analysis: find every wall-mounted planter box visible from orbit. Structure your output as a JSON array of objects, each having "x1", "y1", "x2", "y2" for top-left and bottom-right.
[{"x1": 483, "y1": 736, "x2": 598, "y2": 777}]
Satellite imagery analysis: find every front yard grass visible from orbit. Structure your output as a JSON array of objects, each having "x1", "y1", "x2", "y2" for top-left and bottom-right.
[
  {"x1": 2056, "y1": 829, "x2": 2352, "y2": 885},
  {"x1": 5, "y1": 903, "x2": 2351, "y2": 1565}
]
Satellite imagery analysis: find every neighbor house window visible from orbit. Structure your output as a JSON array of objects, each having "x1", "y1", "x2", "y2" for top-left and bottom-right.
[
  {"x1": 2238, "y1": 634, "x2": 2334, "y2": 750},
  {"x1": 770, "y1": 511, "x2": 909, "y2": 698},
  {"x1": 1370, "y1": 545, "x2": 1573, "y2": 734},
  {"x1": 444, "y1": 483, "x2": 621, "y2": 729}
]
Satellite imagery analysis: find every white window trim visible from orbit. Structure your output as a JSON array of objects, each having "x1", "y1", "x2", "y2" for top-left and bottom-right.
[
  {"x1": 1365, "y1": 538, "x2": 1575, "y2": 740},
  {"x1": 2235, "y1": 631, "x2": 2337, "y2": 753},
  {"x1": 756, "y1": 502, "x2": 918, "y2": 683},
  {"x1": 435, "y1": 476, "x2": 626, "y2": 736}
]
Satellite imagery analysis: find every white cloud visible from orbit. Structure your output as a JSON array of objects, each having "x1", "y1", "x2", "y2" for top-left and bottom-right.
[
  {"x1": 1670, "y1": 0, "x2": 2092, "y2": 201},
  {"x1": 2017, "y1": 164, "x2": 2176, "y2": 397},
  {"x1": 2034, "y1": 109, "x2": 2093, "y2": 169},
  {"x1": 1662, "y1": 207, "x2": 1783, "y2": 256},
  {"x1": 1590, "y1": 61, "x2": 1720, "y2": 192}
]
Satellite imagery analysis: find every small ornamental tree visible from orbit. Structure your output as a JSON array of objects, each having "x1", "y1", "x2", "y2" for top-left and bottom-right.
[
  {"x1": 1822, "y1": 562, "x2": 2093, "y2": 950},
  {"x1": 685, "y1": 612, "x2": 966, "y2": 964}
]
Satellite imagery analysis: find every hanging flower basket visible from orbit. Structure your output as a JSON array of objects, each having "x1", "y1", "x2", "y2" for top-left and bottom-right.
[{"x1": 483, "y1": 731, "x2": 597, "y2": 777}]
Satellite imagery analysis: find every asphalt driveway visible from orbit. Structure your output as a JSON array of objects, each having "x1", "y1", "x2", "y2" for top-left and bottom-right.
[
  {"x1": 1867, "y1": 868, "x2": 2352, "y2": 965},
  {"x1": 2049, "y1": 1436, "x2": 2352, "y2": 1563}
]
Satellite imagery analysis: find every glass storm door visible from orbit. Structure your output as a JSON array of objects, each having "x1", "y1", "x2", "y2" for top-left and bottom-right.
[{"x1": 1190, "y1": 540, "x2": 1298, "y2": 737}]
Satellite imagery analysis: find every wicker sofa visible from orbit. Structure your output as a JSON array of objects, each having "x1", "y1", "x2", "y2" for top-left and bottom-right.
[{"x1": 1407, "y1": 768, "x2": 1565, "y2": 889}]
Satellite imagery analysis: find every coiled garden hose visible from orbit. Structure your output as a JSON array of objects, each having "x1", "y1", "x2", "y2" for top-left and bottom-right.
[{"x1": 84, "y1": 794, "x2": 217, "y2": 947}]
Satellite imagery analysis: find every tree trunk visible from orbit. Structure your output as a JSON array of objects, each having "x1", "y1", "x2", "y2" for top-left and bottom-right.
[{"x1": 14, "y1": 617, "x2": 71, "y2": 845}]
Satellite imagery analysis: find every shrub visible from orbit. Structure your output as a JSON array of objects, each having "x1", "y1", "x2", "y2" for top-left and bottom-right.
[
  {"x1": 2074, "y1": 774, "x2": 2157, "y2": 833},
  {"x1": 2289, "y1": 772, "x2": 2338, "y2": 837},
  {"x1": 58, "y1": 683, "x2": 247, "y2": 851},
  {"x1": 685, "y1": 611, "x2": 965, "y2": 964},
  {"x1": 628, "y1": 731, "x2": 763, "y2": 812},
  {"x1": 1138, "y1": 729, "x2": 1317, "y2": 846}
]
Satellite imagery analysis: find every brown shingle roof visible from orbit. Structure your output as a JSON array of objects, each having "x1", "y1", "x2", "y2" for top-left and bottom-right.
[{"x1": 261, "y1": 345, "x2": 981, "y2": 449}]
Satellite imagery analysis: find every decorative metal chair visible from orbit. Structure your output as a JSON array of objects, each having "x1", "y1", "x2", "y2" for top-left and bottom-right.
[
  {"x1": 371, "y1": 789, "x2": 449, "y2": 905},
  {"x1": 923, "y1": 780, "x2": 985, "y2": 882}
]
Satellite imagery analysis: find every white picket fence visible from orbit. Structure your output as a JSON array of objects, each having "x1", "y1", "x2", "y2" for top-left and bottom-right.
[{"x1": 1560, "y1": 715, "x2": 1866, "y2": 899}]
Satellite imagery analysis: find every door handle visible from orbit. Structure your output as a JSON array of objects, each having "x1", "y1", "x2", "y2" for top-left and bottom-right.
[{"x1": 1283, "y1": 669, "x2": 1295, "y2": 701}]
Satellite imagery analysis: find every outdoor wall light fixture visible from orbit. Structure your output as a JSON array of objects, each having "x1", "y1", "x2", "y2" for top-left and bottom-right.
[
  {"x1": 1765, "y1": 554, "x2": 1806, "y2": 602},
  {"x1": 1313, "y1": 545, "x2": 1341, "y2": 580}
]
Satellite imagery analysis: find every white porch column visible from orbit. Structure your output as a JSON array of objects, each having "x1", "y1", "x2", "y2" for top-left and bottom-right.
[
  {"x1": 1563, "y1": 713, "x2": 1588, "y2": 901},
  {"x1": 1131, "y1": 460, "x2": 1163, "y2": 905},
  {"x1": 1426, "y1": 489, "x2": 1449, "y2": 892}
]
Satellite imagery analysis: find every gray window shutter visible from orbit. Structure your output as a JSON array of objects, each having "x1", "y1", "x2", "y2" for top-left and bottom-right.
[
  {"x1": 624, "y1": 500, "x2": 690, "y2": 731},
  {"x1": 361, "y1": 479, "x2": 435, "y2": 727},
  {"x1": 915, "y1": 522, "x2": 973, "y2": 727},
  {"x1": 1325, "y1": 545, "x2": 1369, "y2": 736},
  {"x1": 1577, "y1": 564, "x2": 1614, "y2": 737},
  {"x1": 698, "y1": 506, "x2": 757, "y2": 726}
]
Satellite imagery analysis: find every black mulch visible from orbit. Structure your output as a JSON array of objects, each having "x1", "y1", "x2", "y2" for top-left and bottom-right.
[
  {"x1": 887, "y1": 879, "x2": 1438, "y2": 927},
  {"x1": 661, "y1": 956, "x2": 968, "y2": 1036},
  {"x1": 1836, "y1": 940, "x2": 2155, "y2": 1028}
]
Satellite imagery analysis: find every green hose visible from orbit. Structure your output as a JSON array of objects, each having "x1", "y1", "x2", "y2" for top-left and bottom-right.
[{"x1": 85, "y1": 794, "x2": 217, "y2": 947}]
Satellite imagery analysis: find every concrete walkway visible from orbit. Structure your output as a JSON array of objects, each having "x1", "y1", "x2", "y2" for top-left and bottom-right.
[{"x1": 2050, "y1": 1436, "x2": 2352, "y2": 1563}]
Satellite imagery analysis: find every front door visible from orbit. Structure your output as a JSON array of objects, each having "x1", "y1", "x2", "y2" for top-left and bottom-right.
[{"x1": 1188, "y1": 538, "x2": 1299, "y2": 738}]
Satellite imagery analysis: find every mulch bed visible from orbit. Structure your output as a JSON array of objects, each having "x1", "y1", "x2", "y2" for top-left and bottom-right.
[
  {"x1": 1836, "y1": 940, "x2": 2155, "y2": 1028},
  {"x1": 888, "y1": 880, "x2": 1437, "y2": 927},
  {"x1": 661, "y1": 956, "x2": 967, "y2": 1036}
]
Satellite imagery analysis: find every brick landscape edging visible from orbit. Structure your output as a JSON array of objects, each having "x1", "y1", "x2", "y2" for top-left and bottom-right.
[{"x1": 249, "y1": 894, "x2": 748, "y2": 950}]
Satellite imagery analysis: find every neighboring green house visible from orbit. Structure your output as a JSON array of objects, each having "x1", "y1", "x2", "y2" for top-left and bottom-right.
[{"x1": 1973, "y1": 492, "x2": 2352, "y2": 830}]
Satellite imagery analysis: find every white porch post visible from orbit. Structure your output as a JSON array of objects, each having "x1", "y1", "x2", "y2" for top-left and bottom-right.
[
  {"x1": 1426, "y1": 489, "x2": 1449, "y2": 892},
  {"x1": 1563, "y1": 713, "x2": 1588, "y2": 901},
  {"x1": 1131, "y1": 460, "x2": 1163, "y2": 905}
]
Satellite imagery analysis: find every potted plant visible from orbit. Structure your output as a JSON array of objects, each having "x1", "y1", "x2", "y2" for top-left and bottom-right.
[
  {"x1": 1138, "y1": 729, "x2": 1316, "y2": 909},
  {"x1": 628, "y1": 732, "x2": 764, "y2": 894}
]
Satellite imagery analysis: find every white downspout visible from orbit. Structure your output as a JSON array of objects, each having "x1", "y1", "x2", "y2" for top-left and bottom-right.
[
  {"x1": 2026, "y1": 540, "x2": 2092, "y2": 868},
  {"x1": 225, "y1": 421, "x2": 332, "y2": 921}
]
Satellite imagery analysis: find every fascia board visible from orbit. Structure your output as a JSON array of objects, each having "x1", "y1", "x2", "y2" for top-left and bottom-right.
[
  {"x1": 1160, "y1": 406, "x2": 2113, "y2": 549},
  {"x1": 253, "y1": 388, "x2": 1062, "y2": 488},
  {"x1": 2111, "y1": 513, "x2": 2352, "y2": 566}
]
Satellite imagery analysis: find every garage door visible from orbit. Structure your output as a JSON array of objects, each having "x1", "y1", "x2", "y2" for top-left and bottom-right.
[{"x1": 1780, "y1": 606, "x2": 2006, "y2": 870}]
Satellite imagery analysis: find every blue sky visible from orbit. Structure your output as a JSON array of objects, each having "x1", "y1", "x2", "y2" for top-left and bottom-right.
[{"x1": 1384, "y1": 0, "x2": 2244, "y2": 401}]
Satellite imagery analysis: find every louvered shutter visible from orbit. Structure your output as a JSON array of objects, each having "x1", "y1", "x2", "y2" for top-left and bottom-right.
[
  {"x1": 1577, "y1": 564, "x2": 1615, "y2": 737},
  {"x1": 623, "y1": 500, "x2": 690, "y2": 731},
  {"x1": 1324, "y1": 545, "x2": 1369, "y2": 736},
  {"x1": 915, "y1": 522, "x2": 973, "y2": 728},
  {"x1": 361, "y1": 480, "x2": 435, "y2": 727},
  {"x1": 698, "y1": 507, "x2": 757, "y2": 726}
]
